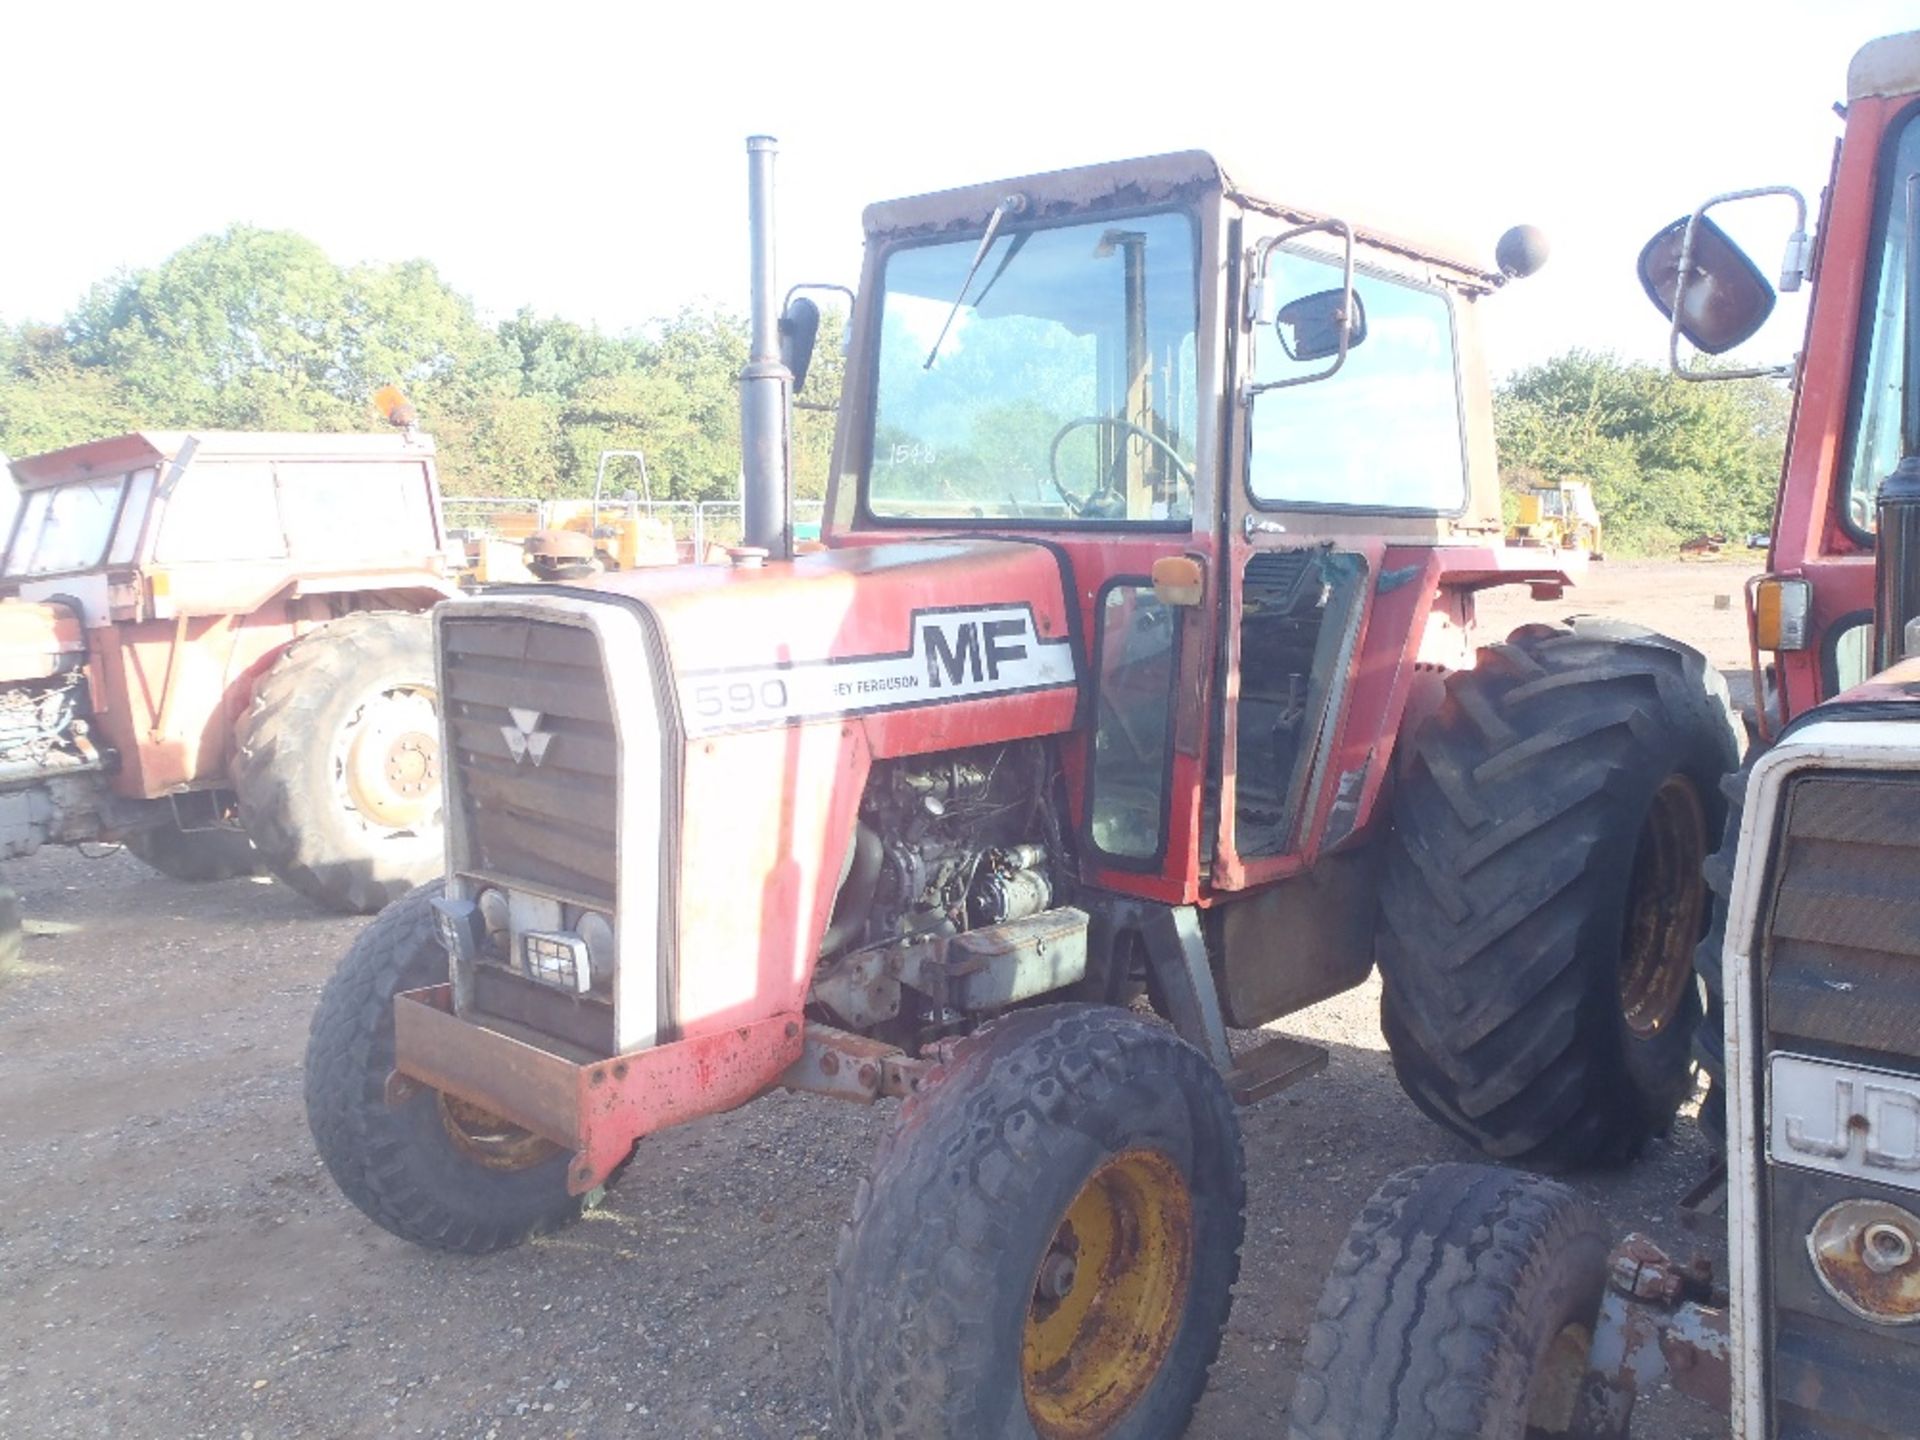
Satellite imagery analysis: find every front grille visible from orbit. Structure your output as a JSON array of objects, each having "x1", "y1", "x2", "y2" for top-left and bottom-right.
[
  {"x1": 1758, "y1": 772, "x2": 1920, "y2": 1439},
  {"x1": 440, "y1": 616, "x2": 619, "y2": 905}
]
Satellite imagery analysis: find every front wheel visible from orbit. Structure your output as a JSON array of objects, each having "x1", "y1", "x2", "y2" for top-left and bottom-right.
[
  {"x1": 831, "y1": 1004, "x2": 1245, "y2": 1439},
  {"x1": 1289, "y1": 1163, "x2": 1610, "y2": 1440},
  {"x1": 303, "y1": 884, "x2": 587, "y2": 1253}
]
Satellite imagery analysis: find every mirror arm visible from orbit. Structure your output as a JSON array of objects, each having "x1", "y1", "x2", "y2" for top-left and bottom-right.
[
  {"x1": 1670, "y1": 186, "x2": 1807, "y2": 383},
  {"x1": 1244, "y1": 219, "x2": 1356, "y2": 399}
]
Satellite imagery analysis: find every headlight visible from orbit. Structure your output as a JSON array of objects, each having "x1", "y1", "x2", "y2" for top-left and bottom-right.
[
  {"x1": 521, "y1": 930, "x2": 594, "y2": 994},
  {"x1": 577, "y1": 911, "x2": 616, "y2": 989}
]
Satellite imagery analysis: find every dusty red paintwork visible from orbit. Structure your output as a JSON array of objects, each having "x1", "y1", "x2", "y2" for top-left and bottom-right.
[
  {"x1": 0, "y1": 431, "x2": 458, "y2": 808},
  {"x1": 0, "y1": 601, "x2": 85, "y2": 683},
  {"x1": 585, "y1": 541, "x2": 1080, "y2": 1037},
  {"x1": 1756, "y1": 90, "x2": 1911, "y2": 726}
]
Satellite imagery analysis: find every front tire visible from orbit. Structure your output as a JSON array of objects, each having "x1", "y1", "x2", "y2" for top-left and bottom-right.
[
  {"x1": 303, "y1": 884, "x2": 586, "y2": 1253},
  {"x1": 1378, "y1": 619, "x2": 1740, "y2": 1169},
  {"x1": 1288, "y1": 1163, "x2": 1609, "y2": 1440},
  {"x1": 234, "y1": 611, "x2": 440, "y2": 915},
  {"x1": 831, "y1": 1005, "x2": 1245, "y2": 1440}
]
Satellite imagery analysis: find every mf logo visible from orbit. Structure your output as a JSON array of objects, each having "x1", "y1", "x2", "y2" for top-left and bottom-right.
[
  {"x1": 501, "y1": 708, "x2": 553, "y2": 767},
  {"x1": 924, "y1": 617, "x2": 1030, "y2": 689}
]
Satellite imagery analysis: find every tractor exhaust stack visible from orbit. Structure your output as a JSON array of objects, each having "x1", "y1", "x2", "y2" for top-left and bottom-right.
[{"x1": 740, "y1": 135, "x2": 793, "y2": 561}]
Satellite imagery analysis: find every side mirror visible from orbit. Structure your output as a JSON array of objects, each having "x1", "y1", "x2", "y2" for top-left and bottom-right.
[
  {"x1": 1637, "y1": 215, "x2": 1775, "y2": 356},
  {"x1": 779, "y1": 296, "x2": 822, "y2": 394},
  {"x1": 1636, "y1": 186, "x2": 1807, "y2": 382},
  {"x1": 1276, "y1": 289, "x2": 1368, "y2": 363}
]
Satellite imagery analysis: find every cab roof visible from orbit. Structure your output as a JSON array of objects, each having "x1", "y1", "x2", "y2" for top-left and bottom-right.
[
  {"x1": 8, "y1": 430, "x2": 435, "y2": 489},
  {"x1": 862, "y1": 149, "x2": 1507, "y2": 290},
  {"x1": 1850, "y1": 30, "x2": 1920, "y2": 101}
]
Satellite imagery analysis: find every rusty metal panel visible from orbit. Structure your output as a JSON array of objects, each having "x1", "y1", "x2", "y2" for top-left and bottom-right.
[
  {"x1": 393, "y1": 986, "x2": 805, "y2": 1196},
  {"x1": 393, "y1": 985, "x2": 585, "y2": 1148},
  {"x1": 1217, "y1": 844, "x2": 1378, "y2": 1028}
]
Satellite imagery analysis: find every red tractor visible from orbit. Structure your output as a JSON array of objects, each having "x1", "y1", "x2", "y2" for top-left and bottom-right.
[
  {"x1": 305, "y1": 140, "x2": 1742, "y2": 1434},
  {"x1": 0, "y1": 426, "x2": 455, "y2": 957},
  {"x1": 1289, "y1": 27, "x2": 1920, "y2": 1440}
]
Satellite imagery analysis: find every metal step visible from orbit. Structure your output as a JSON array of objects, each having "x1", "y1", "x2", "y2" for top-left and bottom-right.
[{"x1": 1225, "y1": 1033, "x2": 1328, "y2": 1105}]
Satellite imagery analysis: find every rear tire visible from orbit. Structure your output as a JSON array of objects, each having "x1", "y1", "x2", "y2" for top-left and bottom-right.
[
  {"x1": 123, "y1": 816, "x2": 261, "y2": 882},
  {"x1": 303, "y1": 883, "x2": 586, "y2": 1253},
  {"x1": 235, "y1": 611, "x2": 440, "y2": 915},
  {"x1": 831, "y1": 1004, "x2": 1245, "y2": 1439},
  {"x1": 1288, "y1": 1163, "x2": 1609, "y2": 1440},
  {"x1": 1378, "y1": 619, "x2": 1740, "y2": 1169}
]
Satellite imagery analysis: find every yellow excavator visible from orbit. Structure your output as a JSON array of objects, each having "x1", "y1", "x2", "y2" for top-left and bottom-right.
[{"x1": 1507, "y1": 478, "x2": 1603, "y2": 558}]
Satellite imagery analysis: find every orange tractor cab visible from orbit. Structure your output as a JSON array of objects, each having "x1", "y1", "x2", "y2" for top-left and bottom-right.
[
  {"x1": 0, "y1": 429, "x2": 457, "y2": 947},
  {"x1": 306, "y1": 142, "x2": 1743, "y2": 1435}
]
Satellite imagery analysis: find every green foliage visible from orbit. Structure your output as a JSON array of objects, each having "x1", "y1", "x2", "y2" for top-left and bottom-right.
[
  {"x1": 1494, "y1": 350, "x2": 1789, "y2": 555},
  {"x1": 7, "y1": 229, "x2": 1783, "y2": 558},
  {"x1": 1, "y1": 226, "x2": 848, "y2": 505}
]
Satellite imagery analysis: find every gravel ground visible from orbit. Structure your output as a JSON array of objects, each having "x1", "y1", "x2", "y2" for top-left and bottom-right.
[{"x1": 0, "y1": 559, "x2": 1757, "y2": 1440}]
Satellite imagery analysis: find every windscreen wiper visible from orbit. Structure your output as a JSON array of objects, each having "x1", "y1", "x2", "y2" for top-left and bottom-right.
[{"x1": 923, "y1": 192, "x2": 1028, "y2": 370}]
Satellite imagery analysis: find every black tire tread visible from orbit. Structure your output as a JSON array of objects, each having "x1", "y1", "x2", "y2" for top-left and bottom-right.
[
  {"x1": 234, "y1": 611, "x2": 437, "y2": 915},
  {"x1": 831, "y1": 1004, "x2": 1245, "y2": 1440},
  {"x1": 1287, "y1": 1162, "x2": 1608, "y2": 1440},
  {"x1": 1378, "y1": 618, "x2": 1740, "y2": 1169},
  {"x1": 303, "y1": 884, "x2": 584, "y2": 1253}
]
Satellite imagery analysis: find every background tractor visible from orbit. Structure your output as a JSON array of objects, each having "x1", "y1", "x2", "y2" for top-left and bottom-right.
[
  {"x1": 1289, "y1": 28, "x2": 1920, "y2": 1440},
  {"x1": 305, "y1": 139, "x2": 1742, "y2": 1436},
  {"x1": 0, "y1": 423, "x2": 458, "y2": 953},
  {"x1": 1508, "y1": 478, "x2": 1604, "y2": 557}
]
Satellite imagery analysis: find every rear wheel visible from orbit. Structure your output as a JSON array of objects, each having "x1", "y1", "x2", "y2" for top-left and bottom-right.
[
  {"x1": 235, "y1": 611, "x2": 440, "y2": 915},
  {"x1": 122, "y1": 815, "x2": 261, "y2": 882},
  {"x1": 1288, "y1": 1163, "x2": 1609, "y2": 1440},
  {"x1": 831, "y1": 1005, "x2": 1244, "y2": 1439},
  {"x1": 1378, "y1": 619, "x2": 1740, "y2": 1169},
  {"x1": 303, "y1": 884, "x2": 586, "y2": 1253}
]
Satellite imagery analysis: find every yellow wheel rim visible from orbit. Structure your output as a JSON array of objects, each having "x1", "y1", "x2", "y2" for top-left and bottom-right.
[
  {"x1": 1022, "y1": 1147, "x2": 1194, "y2": 1438},
  {"x1": 436, "y1": 1091, "x2": 560, "y2": 1172},
  {"x1": 1618, "y1": 774, "x2": 1709, "y2": 1039}
]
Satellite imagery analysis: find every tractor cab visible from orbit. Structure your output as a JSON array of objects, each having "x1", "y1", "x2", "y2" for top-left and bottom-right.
[{"x1": 820, "y1": 151, "x2": 1562, "y2": 895}]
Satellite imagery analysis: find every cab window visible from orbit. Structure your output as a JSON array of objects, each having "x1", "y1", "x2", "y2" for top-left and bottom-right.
[
  {"x1": 1248, "y1": 252, "x2": 1467, "y2": 512},
  {"x1": 153, "y1": 462, "x2": 285, "y2": 562},
  {"x1": 1842, "y1": 105, "x2": 1920, "y2": 536},
  {"x1": 280, "y1": 462, "x2": 435, "y2": 560}
]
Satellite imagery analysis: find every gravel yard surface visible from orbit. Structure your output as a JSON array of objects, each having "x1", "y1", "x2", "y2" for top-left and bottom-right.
[{"x1": 0, "y1": 559, "x2": 1757, "y2": 1439}]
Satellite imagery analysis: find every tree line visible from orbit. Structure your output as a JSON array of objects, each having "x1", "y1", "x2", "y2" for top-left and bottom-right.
[
  {"x1": 0, "y1": 224, "x2": 842, "y2": 505},
  {"x1": 1, "y1": 226, "x2": 1787, "y2": 551}
]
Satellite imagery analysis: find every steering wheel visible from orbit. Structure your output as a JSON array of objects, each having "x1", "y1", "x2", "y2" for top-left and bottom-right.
[{"x1": 1047, "y1": 416, "x2": 1196, "y2": 519}]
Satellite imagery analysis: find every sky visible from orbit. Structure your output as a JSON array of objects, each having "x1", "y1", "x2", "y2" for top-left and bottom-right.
[{"x1": 3, "y1": 1, "x2": 1915, "y2": 381}]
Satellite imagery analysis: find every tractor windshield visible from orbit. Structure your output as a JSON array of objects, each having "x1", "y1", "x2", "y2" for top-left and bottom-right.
[
  {"x1": 867, "y1": 210, "x2": 1198, "y2": 524},
  {"x1": 3, "y1": 475, "x2": 127, "y2": 577}
]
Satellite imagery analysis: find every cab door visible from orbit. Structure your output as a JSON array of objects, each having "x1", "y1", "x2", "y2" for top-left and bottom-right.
[{"x1": 1213, "y1": 224, "x2": 1477, "y2": 889}]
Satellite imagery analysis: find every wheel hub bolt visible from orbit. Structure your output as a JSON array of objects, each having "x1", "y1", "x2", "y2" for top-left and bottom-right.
[{"x1": 1036, "y1": 1252, "x2": 1078, "y2": 1300}]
